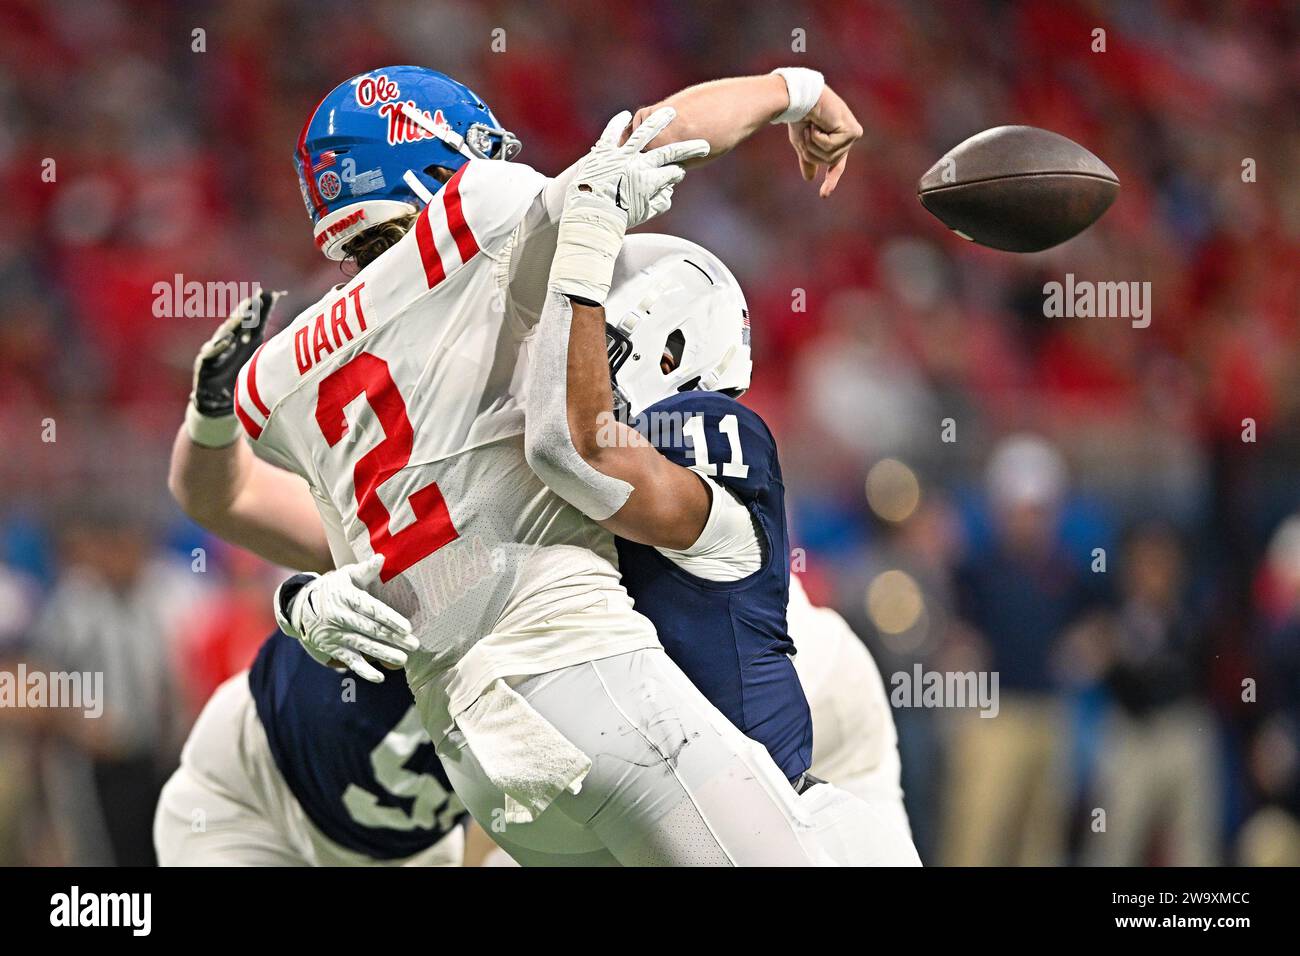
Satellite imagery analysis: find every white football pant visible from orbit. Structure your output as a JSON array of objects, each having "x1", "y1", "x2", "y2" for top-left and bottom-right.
[{"x1": 434, "y1": 648, "x2": 921, "y2": 866}]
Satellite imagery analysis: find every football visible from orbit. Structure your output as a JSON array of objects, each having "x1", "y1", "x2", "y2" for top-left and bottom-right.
[{"x1": 917, "y1": 125, "x2": 1119, "y2": 252}]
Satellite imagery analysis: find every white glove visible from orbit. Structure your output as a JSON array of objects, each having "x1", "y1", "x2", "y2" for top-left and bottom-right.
[
  {"x1": 274, "y1": 555, "x2": 417, "y2": 684},
  {"x1": 549, "y1": 107, "x2": 708, "y2": 303}
]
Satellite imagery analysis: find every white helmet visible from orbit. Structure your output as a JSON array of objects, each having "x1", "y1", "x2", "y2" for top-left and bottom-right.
[{"x1": 604, "y1": 234, "x2": 753, "y2": 417}]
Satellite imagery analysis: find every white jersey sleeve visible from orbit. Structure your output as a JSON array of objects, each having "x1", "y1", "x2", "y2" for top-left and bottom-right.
[
  {"x1": 787, "y1": 574, "x2": 896, "y2": 784},
  {"x1": 500, "y1": 159, "x2": 583, "y2": 331},
  {"x1": 452, "y1": 158, "x2": 551, "y2": 259}
]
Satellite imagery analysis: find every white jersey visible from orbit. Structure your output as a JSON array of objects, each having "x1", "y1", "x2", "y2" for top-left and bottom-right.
[
  {"x1": 787, "y1": 575, "x2": 897, "y2": 787},
  {"x1": 233, "y1": 159, "x2": 658, "y2": 732},
  {"x1": 787, "y1": 579, "x2": 912, "y2": 841}
]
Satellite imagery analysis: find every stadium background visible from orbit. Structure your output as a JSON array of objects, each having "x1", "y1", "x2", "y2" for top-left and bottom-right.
[{"x1": 0, "y1": 0, "x2": 1296, "y2": 865}]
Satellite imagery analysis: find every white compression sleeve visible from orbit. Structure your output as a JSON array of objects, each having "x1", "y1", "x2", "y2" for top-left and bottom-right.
[
  {"x1": 657, "y1": 475, "x2": 763, "y2": 581},
  {"x1": 523, "y1": 290, "x2": 633, "y2": 521}
]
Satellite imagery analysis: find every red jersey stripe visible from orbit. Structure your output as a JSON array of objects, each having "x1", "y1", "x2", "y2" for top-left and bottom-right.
[
  {"x1": 245, "y1": 344, "x2": 272, "y2": 417},
  {"x1": 414, "y1": 205, "x2": 447, "y2": 288},
  {"x1": 442, "y1": 165, "x2": 479, "y2": 263},
  {"x1": 296, "y1": 95, "x2": 330, "y2": 220},
  {"x1": 234, "y1": 398, "x2": 263, "y2": 441}
]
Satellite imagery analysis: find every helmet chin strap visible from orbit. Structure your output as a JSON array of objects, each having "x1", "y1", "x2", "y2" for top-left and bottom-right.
[
  {"x1": 611, "y1": 384, "x2": 634, "y2": 424},
  {"x1": 400, "y1": 102, "x2": 479, "y2": 162},
  {"x1": 399, "y1": 101, "x2": 494, "y2": 207},
  {"x1": 700, "y1": 345, "x2": 738, "y2": 390},
  {"x1": 402, "y1": 169, "x2": 437, "y2": 205}
]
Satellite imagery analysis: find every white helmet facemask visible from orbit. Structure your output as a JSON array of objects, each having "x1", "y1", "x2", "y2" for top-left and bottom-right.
[{"x1": 604, "y1": 234, "x2": 753, "y2": 418}]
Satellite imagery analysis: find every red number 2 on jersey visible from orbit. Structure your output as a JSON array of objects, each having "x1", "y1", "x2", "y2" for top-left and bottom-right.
[{"x1": 315, "y1": 352, "x2": 458, "y2": 582}]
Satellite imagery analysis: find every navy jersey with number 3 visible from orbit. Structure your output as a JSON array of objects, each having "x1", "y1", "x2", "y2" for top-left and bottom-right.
[
  {"x1": 248, "y1": 631, "x2": 465, "y2": 860},
  {"x1": 615, "y1": 391, "x2": 813, "y2": 780}
]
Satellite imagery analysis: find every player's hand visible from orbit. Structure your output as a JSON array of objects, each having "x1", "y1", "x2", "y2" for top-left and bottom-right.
[
  {"x1": 575, "y1": 106, "x2": 708, "y2": 226},
  {"x1": 192, "y1": 289, "x2": 281, "y2": 417},
  {"x1": 551, "y1": 108, "x2": 707, "y2": 302},
  {"x1": 787, "y1": 84, "x2": 862, "y2": 198},
  {"x1": 275, "y1": 555, "x2": 418, "y2": 684},
  {"x1": 185, "y1": 289, "x2": 283, "y2": 446},
  {"x1": 623, "y1": 119, "x2": 711, "y2": 227}
]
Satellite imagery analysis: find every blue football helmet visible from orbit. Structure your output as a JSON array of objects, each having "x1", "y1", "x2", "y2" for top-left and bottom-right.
[{"x1": 295, "y1": 66, "x2": 521, "y2": 260}]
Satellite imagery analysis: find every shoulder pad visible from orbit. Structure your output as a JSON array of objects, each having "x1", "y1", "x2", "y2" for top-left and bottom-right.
[{"x1": 450, "y1": 159, "x2": 549, "y2": 256}]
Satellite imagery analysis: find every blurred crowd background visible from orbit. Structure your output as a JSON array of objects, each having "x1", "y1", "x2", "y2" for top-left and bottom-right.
[{"x1": 0, "y1": 0, "x2": 1297, "y2": 865}]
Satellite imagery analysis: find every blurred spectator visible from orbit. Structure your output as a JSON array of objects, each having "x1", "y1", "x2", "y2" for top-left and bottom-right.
[
  {"x1": 176, "y1": 545, "x2": 278, "y2": 714},
  {"x1": 865, "y1": 493, "x2": 965, "y2": 864},
  {"x1": 942, "y1": 435, "x2": 1106, "y2": 865},
  {"x1": 1081, "y1": 523, "x2": 1219, "y2": 865},
  {"x1": 0, "y1": 559, "x2": 40, "y2": 864},
  {"x1": 1238, "y1": 515, "x2": 1300, "y2": 865},
  {"x1": 28, "y1": 508, "x2": 197, "y2": 865}
]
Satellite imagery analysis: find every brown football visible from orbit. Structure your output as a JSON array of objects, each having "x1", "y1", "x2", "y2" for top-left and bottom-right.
[{"x1": 917, "y1": 125, "x2": 1119, "y2": 253}]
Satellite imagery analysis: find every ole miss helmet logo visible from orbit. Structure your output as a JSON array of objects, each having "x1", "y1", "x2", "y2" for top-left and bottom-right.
[
  {"x1": 355, "y1": 74, "x2": 401, "y2": 108},
  {"x1": 352, "y1": 73, "x2": 449, "y2": 147},
  {"x1": 379, "y1": 102, "x2": 450, "y2": 146}
]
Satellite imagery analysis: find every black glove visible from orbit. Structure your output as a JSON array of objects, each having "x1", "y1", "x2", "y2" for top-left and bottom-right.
[
  {"x1": 191, "y1": 289, "x2": 280, "y2": 417},
  {"x1": 184, "y1": 290, "x2": 283, "y2": 446}
]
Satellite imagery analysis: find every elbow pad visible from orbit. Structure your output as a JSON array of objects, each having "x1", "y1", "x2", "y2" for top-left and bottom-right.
[{"x1": 524, "y1": 290, "x2": 633, "y2": 521}]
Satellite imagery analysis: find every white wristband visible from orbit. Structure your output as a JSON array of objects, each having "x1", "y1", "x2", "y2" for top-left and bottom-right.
[
  {"x1": 771, "y1": 67, "x2": 825, "y2": 124},
  {"x1": 184, "y1": 403, "x2": 241, "y2": 448}
]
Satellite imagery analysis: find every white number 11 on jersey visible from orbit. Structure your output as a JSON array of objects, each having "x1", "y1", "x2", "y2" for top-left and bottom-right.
[{"x1": 683, "y1": 413, "x2": 749, "y2": 479}]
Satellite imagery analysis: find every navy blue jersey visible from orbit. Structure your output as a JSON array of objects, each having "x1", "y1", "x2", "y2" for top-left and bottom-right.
[
  {"x1": 248, "y1": 630, "x2": 465, "y2": 860},
  {"x1": 616, "y1": 391, "x2": 813, "y2": 780}
]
